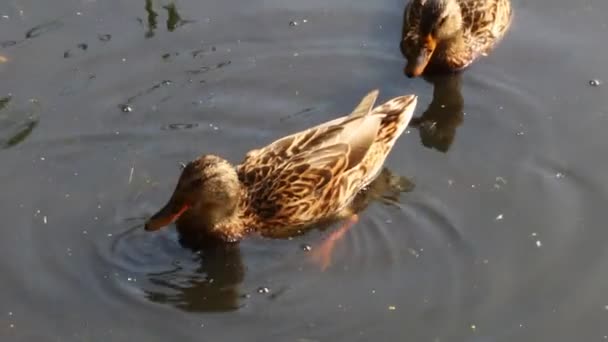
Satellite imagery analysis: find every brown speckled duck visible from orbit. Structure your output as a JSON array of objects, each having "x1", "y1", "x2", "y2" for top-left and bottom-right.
[
  {"x1": 401, "y1": 0, "x2": 512, "y2": 77},
  {"x1": 145, "y1": 90, "x2": 418, "y2": 268}
]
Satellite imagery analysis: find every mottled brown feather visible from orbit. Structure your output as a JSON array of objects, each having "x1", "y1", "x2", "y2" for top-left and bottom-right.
[
  {"x1": 146, "y1": 90, "x2": 418, "y2": 242},
  {"x1": 401, "y1": 0, "x2": 512, "y2": 73}
]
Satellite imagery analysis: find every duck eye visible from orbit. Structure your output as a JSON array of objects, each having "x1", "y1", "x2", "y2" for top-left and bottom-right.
[{"x1": 438, "y1": 17, "x2": 448, "y2": 25}]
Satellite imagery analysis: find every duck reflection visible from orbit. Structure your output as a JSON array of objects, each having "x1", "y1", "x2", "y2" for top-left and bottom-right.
[
  {"x1": 399, "y1": 9, "x2": 465, "y2": 153},
  {"x1": 143, "y1": 167, "x2": 413, "y2": 312},
  {"x1": 409, "y1": 73, "x2": 464, "y2": 152},
  {"x1": 144, "y1": 241, "x2": 244, "y2": 312}
]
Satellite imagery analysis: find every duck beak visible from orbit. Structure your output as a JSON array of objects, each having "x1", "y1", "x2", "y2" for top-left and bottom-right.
[
  {"x1": 144, "y1": 197, "x2": 190, "y2": 231},
  {"x1": 404, "y1": 35, "x2": 437, "y2": 78}
]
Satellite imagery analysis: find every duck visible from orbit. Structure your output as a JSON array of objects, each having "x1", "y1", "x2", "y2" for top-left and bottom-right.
[
  {"x1": 400, "y1": 0, "x2": 512, "y2": 78},
  {"x1": 144, "y1": 90, "x2": 418, "y2": 268}
]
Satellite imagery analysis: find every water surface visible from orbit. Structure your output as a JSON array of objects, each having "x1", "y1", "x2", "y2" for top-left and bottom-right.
[{"x1": 1, "y1": 0, "x2": 608, "y2": 341}]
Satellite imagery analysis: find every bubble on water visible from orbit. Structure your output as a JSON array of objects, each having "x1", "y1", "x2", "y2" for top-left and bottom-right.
[
  {"x1": 119, "y1": 104, "x2": 132, "y2": 113},
  {"x1": 300, "y1": 244, "x2": 312, "y2": 252},
  {"x1": 589, "y1": 79, "x2": 602, "y2": 87},
  {"x1": 257, "y1": 286, "x2": 270, "y2": 294}
]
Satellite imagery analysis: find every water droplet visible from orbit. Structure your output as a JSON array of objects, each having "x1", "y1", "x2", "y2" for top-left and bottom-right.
[
  {"x1": 257, "y1": 286, "x2": 270, "y2": 294},
  {"x1": 289, "y1": 20, "x2": 299, "y2": 27},
  {"x1": 589, "y1": 79, "x2": 602, "y2": 87},
  {"x1": 119, "y1": 104, "x2": 132, "y2": 113}
]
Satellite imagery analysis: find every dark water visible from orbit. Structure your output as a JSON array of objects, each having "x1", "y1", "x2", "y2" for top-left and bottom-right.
[{"x1": 2, "y1": 0, "x2": 608, "y2": 340}]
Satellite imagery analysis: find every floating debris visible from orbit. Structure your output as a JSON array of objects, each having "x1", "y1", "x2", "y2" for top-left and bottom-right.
[
  {"x1": 494, "y1": 176, "x2": 507, "y2": 189},
  {"x1": 98, "y1": 34, "x2": 111, "y2": 42},
  {"x1": 128, "y1": 165, "x2": 134, "y2": 184},
  {"x1": 300, "y1": 244, "x2": 312, "y2": 252},
  {"x1": 589, "y1": 79, "x2": 602, "y2": 87},
  {"x1": 555, "y1": 172, "x2": 565, "y2": 179},
  {"x1": 470, "y1": 324, "x2": 477, "y2": 332},
  {"x1": 495, "y1": 214, "x2": 503, "y2": 221},
  {"x1": 43, "y1": 216, "x2": 47, "y2": 224},
  {"x1": 119, "y1": 104, "x2": 132, "y2": 113},
  {"x1": 25, "y1": 20, "x2": 64, "y2": 39},
  {"x1": 535, "y1": 240, "x2": 542, "y2": 247},
  {"x1": 289, "y1": 20, "x2": 299, "y2": 27},
  {"x1": 257, "y1": 286, "x2": 270, "y2": 294},
  {"x1": 388, "y1": 305, "x2": 396, "y2": 311}
]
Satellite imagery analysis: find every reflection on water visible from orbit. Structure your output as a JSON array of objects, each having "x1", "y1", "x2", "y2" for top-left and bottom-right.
[
  {"x1": 145, "y1": 243, "x2": 244, "y2": 312},
  {"x1": 143, "y1": 0, "x2": 192, "y2": 38},
  {"x1": 409, "y1": 74, "x2": 464, "y2": 152}
]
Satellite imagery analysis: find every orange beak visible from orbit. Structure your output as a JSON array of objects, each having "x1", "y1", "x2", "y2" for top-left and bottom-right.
[
  {"x1": 404, "y1": 35, "x2": 437, "y2": 78},
  {"x1": 144, "y1": 198, "x2": 190, "y2": 231}
]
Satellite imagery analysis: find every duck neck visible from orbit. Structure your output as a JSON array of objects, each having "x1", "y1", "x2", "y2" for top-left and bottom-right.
[{"x1": 207, "y1": 185, "x2": 251, "y2": 242}]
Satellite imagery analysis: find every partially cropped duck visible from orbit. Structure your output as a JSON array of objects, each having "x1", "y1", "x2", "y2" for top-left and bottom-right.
[
  {"x1": 400, "y1": 0, "x2": 512, "y2": 77},
  {"x1": 145, "y1": 90, "x2": 417, "y2": 268}
]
